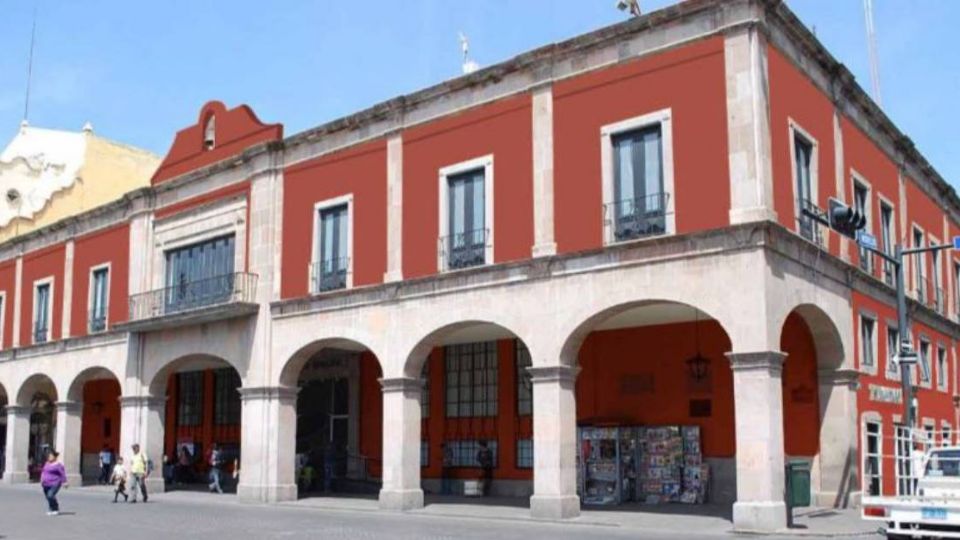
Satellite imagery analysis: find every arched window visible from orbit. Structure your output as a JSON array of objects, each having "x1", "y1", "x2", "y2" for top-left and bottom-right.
[{"x1": 203, "y1": 116, "x2": 216, "y2": 150}]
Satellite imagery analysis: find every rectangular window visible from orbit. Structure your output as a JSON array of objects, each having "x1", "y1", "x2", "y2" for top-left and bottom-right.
[
  {"x1": 943, "y1": 426, "x2": 953, "y2": 447},
  {"x1": 445, "y1": 169, "x2": 487, "y2": 270},
  {"x1": 516, "y1": 439, "x2": 533, "y2": 469},
  {"x1": 938, "y1": 346, "x2": 949, "y2": 391},
  {"x1": 864, "y1": 421, "x2": 882, "y2": 497},
  {"x1": 794, "y1": 135, "x2": 815, "y2": 241},
  {"x1": 886, "y1": 327, "x2": 900, "y2": 378},
  {"x1": 920, "y1": 339, "x2": 931, "y2": 383},
  {"x1": 164, "y1": 234, "x2": 235, "y2": 312},
  {"x1": 880, "y1": 202, "x2": 895, "y2": 285},
  {"x1": 895, "y1": 424, "x2": 916, "y2": 495},
  {"x1": 854, "y1": 181, "x2": 872, "y2": 273},
  {"x1": 445, "y1": 342, "x2": 498, "y2": 418},
  {"x1": 611, "y1": 125, "x2": 666, "y2": 241},
  {"x1": 860, "y1": 316, "x2": 876, "y2": 369},
  {"x1": 213, "y1": 368, "x2": 241, "y2": 425},
  {"x1": 445, "y1": 440, "x2": 498, "y2": 468},
  {"x1": 89, "y1": 267, "x2": 109, "y2": 333},
  {"x1": 314, "y1": 204, "x2": 349, "y2": 292},
  {"x1": 932, "y1": 246, "x2": 943, "y2": 313},
  {"x1": 177, "y1": 371, "x2": 204, "y2": 427},
  {"x1": 516, "y1": 341, "x2": 532, "y2": 416},
  {"x1": 33, "y1": 282, "x2": 51, "y2": 344},
  {"x1": 914, "y1": 228, "x2": 926, "y2": 299}
]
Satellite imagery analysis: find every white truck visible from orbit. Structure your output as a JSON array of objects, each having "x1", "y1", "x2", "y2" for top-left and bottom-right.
[{"x1": 863, "y1": 447, "x2": 960, "y2": 538}]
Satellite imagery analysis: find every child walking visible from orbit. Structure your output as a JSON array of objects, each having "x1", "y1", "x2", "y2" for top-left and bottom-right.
[{"x1": 112, "y1": 456, "x2": 129, "y2": 503}]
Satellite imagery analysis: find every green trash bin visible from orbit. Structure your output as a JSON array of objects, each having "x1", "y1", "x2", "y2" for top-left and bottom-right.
[{"x1": 785, "y1": 461, "x2": 811, "y2": 508}]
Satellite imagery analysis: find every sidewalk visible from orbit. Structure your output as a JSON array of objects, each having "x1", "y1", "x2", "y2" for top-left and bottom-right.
[{"x1": 57, "y1": 484, "x2": 879, "y2": 537}]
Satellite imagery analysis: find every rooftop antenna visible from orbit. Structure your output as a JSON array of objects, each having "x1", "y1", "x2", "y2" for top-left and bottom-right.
[
  {"x1": 863, "y1": 0, "x2": 882, "y2": 106},
  {"x1": 459, "y1": 32, "x2": 479, "y2": 74},
  {"x1": 23, "y1": 6, "x2": 38, "y2": 123}
]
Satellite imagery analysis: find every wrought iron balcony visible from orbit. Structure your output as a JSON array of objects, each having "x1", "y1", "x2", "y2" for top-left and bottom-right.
[
  {"x1": 311, "y1": 258, "x2": 349, "y2": 293},
  {"x1": 604, "y1": 192, "x2": 669, "y2": 242},
  {"x1": 439, "y1": 229, "x2": 489, "y2": 270},
  {"x1": 33, "y1": 323, "x2": 48, "y2": 344},
  {"x1": 88, "y1": 309, "x2": 107, "y2": 333},
  {"x1": 124, "y1": 272, "x2": 258, "y2": 330}
]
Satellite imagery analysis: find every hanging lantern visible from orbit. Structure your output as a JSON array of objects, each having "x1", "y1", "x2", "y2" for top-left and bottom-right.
[{"x1": 686, "y1": 354, "x2": 709, "y2": 381}]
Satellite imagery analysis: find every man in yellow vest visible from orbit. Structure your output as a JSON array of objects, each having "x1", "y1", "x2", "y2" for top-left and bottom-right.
[{"x1": 128, "y1": 444, "x2": 150, "y2": 503}]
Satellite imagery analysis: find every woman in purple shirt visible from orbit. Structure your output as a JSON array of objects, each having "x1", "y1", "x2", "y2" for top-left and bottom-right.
[{"x1": 40, "y1": 450, "x2": 68, "y2": 516}]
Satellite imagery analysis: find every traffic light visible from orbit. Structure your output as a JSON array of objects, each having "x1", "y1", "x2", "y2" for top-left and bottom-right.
[{"x1": 828, "y1": 197, "x2": 866, "y2": 240}]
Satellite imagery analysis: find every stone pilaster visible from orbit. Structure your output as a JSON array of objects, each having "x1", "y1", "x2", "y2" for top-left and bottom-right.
[
  {"x1": 12, "y1": 256, "x2": 22, "y2": 348},
  {"x1": 378, "y1": 377, "x2": 423, "y2": 511},
  {"x1": 814, "y1": 368, "x2": 859, "y2": 507},
  {"x1": 118, "y1": 395, "x2": 166, "y2": 494},
  {"x1": 384, "y1": 134, "x2": 404, "y2": 282},
  {"x1": 531, "y1": 85, "x2": 557, "y2": 258},
  {"x1": 727, "y1": 351, "x2": 787, "y2": 532},
  {"x1": 725, "y1": 26, "x2": 777, "y2": 225},
  {"x1": 3, "y1": 405, "x2": 30, "y2": 484},
  {"x1": 61, "y1": 240, "x2": 75, "y2": 339},
  {"x1": 237, "y1": 386, "x2": 299, "y2": 503},
  {"x1": 529, "y1": 365, "x2": 580, "y2": 520}
]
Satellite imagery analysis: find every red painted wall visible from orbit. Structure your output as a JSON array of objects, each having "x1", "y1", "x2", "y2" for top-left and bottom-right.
[
  {"x1": 71, "y1": 224, "x2": 130, "y2": 337},
  {"x1": 163, "y1": 370, "x2": 241, "y2": 472},
  {"x1": 80, "y1": 379, "x2": 121, "y2": 453},
  {"x1": 281, "y1": 140, "x2": 388, "y2": 298},
  {"x1": 152, "y1": 101, "x2": 282, "y2": 185},
  {"x1": 0, "y1": 260, "x2": 15, "y2": 349},
  {"x1": 359, "y1": 352, "x2": 383, "y2": 477},
  {"x1": 553, "y1": 36, "x2": 729, "y2": 254},
  {"x1": 20, "y1": 244, "x2": 66, "y2": 345},
  {"x1": 402, "y1": 94, "x2": 533, "y2": 279},
  {"x1": 780, "y1": 313, "x2": 822, "y2": 457},
  {"x1": 768, "y1": 45, "x2": 839, "y2": 256}
]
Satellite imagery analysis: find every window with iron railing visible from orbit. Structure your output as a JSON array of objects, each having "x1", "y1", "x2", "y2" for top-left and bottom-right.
[
  {"x1": 609, "y1": 125, "x2": 667, "y2": 242},
  {"x1": 605, "y1": 193, "x2": 669, "y2": 242},
  {"x1": 33, "y1": 283, "x2": 51, "y2": 344},
  {"x1": 313, "y1": 203, "x2": 349, "y2": 292},
  {"x1": 853, "y1": 180, "x2": 872, "y2": 274},
  {"x1": 440, "y1": 228, "x2": 489, "y2": 270},
  {"x1": 794, "y1": 135, "x2": 815, "y2": 241},
  {"x1": 443, "y1": 167, "x2": 487, "y2": 270},
  {"x1": 311, "y1": 257, "x2": 349, "y2": 293},
  {"x1": 89, "y1": 267, "x2": 109, "y2": 333},
  {"x1": 163, "y1": 234, "x2": 236, "y2": 313},
  {"x1": 880, "y1": 202, "x2": 895, "y2": 286}
]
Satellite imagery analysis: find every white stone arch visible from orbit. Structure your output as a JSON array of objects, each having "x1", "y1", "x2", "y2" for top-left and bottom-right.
[
  {"x1": 145, "y1": 353, "x2": 239, "y2": 398},
  {"x1": 398, "y1": 317, "x2": 534, "y2": 379},
  {"x1": 15, "y1": 372, "x2": 58, "y2": 407},
  {"x1": 272, "y1": 322, "x2": 386, "y2": 387},
  {"x1": 775, "y1": 303, "x2": 848, "y2": 371},
  {"x1": 0, "y1": 379, "x2": 8, "y2": 406},
  {"x1": 557, "y1": 298, "x2": 735, "y2": 367},
  {"x1": 66, "y1": 365, "x2": 123, "y2": 403}
]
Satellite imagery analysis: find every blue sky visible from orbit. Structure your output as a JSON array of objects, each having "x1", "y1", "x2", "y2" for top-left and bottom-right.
[{"x1": 1, "y1": 1, "x2": 957, "y2": 186}]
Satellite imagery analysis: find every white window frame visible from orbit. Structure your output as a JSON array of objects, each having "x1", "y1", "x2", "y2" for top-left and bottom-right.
[
  {"x1": 0, "y1": 290, "x2": 6, "y2": 348},
  {"x1": 852, "y1": 170, "x2": 874, "y2": 275},
  {"x1": 600, "y1": 108, "x2": 676, "y2": 245},
  {"x1": 885, "y1": 323, "x2": 901, "y2": 381},
  {"x1": 878, "y1": 196, "x2": 896, "y2": 284},
  {"x1": 942, "y1": 421, "x2": 953, "y2": 447},
  {"x1": 953, "y1": 259, "x2": 960, "y2": 320},
  {"x1": 32, "y1": 276, "x2": 55, "y2": 345},
  {"x1": 87, "y1": 262, "x2": 111, "y2": 333},
  {"x1": 930, "y1": 233, "x2": 944, "y2": 313},
  {"x1": 859, "y1": 312, "x2": 878, "y2": 376},
  {"x1": 919, "y1": 336, "x2": 933, "y2": 388},
  {"x1": 437, "y1": 154, "x2": 495, "y2": 271},
  {"x1": 912, "y1": 224, "x2": 927, "y2": 300},
  {"x1": 936, "y1": 343, "x2": 949, "y2": 393},
  {"x1": 788, "y1": 120, "x2": 820, "y2": 241},
  {"x1": 894, "y1": 423, "x2": 916, "y2": 496},
  {"x1": 862, "y1": 415, "x2": 883, "y2": 497},
  {"x1": 309, "y1": 194, "x2": 354, "y2": 292}
]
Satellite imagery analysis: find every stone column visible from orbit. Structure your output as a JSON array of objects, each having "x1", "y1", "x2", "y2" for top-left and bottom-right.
[
  {"x1": 531, "y1": 85, "x2": 557, "y2": 257},
  {"x1": 529, "y1": 365, "x2": 580, "y2": 520},
  {"x1": 237, "y1": 386, "x2": 298, "y2": 503},
  {"x1": 118, "y1": 396, "x2": 166, "y2": 494},
  {"x1": 3, "y1": 405, "x2": 30, "y2": 484},
  {"x1": 54, "y1": 401, "x2": 83, "y2": 486},
  {"x1": 814, "y1": 368, "x2": 859, "y2": 507},
  {"x1": 724, "y1": 26, "x2": 777, "y2": 225},
  {"x1": 378, "y1": 377, "x2": 423, "y2": 511},
  {"x1": 727, "y1": 352, "x2": 787, "y2": 532}
]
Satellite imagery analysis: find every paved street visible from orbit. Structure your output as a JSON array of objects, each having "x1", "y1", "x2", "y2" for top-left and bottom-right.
[{"x1": 0, "y1": 485, "x2": 880, "y2": 540}]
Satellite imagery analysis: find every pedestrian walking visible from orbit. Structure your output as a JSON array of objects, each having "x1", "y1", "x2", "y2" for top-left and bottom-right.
[
  {"x1": 208, "y1": 443, "x2": 223, "y2": 494},
  {"x1": 476, "y1": 441, "x2": 494, "y2": 497},
  {"x1": 40, "y1": 450, "x2": 68, "y2": 516},
  {"x1": 128, "y1": 443, "x2": 150, "y2": 503},
  {"x1": 98, "y1": 445, "x2": 114, "y2": 485},
  {"x1": 111, "y1": 457, "x2": 129, "y2": 503}
]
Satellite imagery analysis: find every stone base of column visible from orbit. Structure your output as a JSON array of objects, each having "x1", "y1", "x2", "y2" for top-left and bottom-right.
[
  {"x1": 65, "y1": 473, "x2": 82, "y2": 487},
  {"x1": 378, "y1": 488, "x2": 424, "y2": 511},
  {"x1": 530, "y1": 494, "x2": 580, "y2": 520},
  {"x1": 733, "y1": 501, "x2": 787, "y2": 532},
  {"x1": 3, "y1": 471, "x2": 29, "y2": 484},
  {"x1": 144, "y1": 477, "x2": 165, "y2": 496},
  {"x1": 237, "y1": 483, "x2": 298, "y2": 503},
  {"x1": 729, "y1": 206, "x2": 778, "y2": 225}
]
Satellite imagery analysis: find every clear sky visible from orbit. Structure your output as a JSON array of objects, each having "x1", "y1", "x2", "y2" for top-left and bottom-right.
[{"x1": 0, "y1": 1, "x2": 957, "y2": 187}]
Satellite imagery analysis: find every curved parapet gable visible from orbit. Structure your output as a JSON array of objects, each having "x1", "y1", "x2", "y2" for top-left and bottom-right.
[{"x1": 151, "y1": 101, "x2": 283, "y2": 185}]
